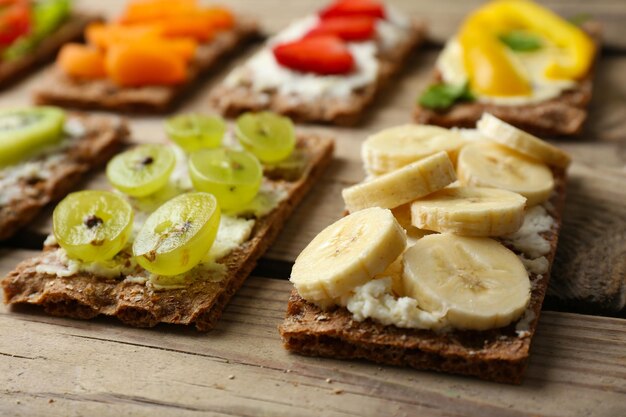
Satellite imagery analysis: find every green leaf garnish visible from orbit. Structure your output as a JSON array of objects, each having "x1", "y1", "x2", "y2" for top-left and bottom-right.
[
  {"x1": 499, "y1": 31, "x2": 543, "y2": 52},
  {"x1": 418, "y1": 82, "x2": 475, "y2": 111}
]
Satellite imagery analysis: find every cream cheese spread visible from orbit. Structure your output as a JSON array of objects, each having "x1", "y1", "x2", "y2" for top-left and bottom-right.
[
  {"x1": 503, "y1": 205, "x2": 555, "y2": 259},
  {"x1": 344, "y1": 277, "x2": 447, "y2": 330}
]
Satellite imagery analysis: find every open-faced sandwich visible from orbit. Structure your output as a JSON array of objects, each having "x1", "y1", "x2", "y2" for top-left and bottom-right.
[
  {"x1": 0, "y1": 0, "x2": 99, "y2": 88},
  {"x1": 279, "y1": 114, "x2": 570, "y2": 384},
  {"x1": 414, "y1": 0, "x2": 599, "y2": 136},
  {"x1": 210, "y1": 0, "x2": 425, "y2": 125},
  {"x1": 0, "y1": 106, "x2": 127, "y2": 240},
  {"x1": 34, "y1": 0, "x2": 259, "y2": 112},
  {"x1": 3, "y1": 112, "x2": 334, "y2": 331}
]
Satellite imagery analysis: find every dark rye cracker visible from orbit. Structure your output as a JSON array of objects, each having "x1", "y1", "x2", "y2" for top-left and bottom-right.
[
  {"x1": 34, "y1": 18, "x2": 259, "y2": 113},
  {"x1": 0, "y1": 13, "x2": 100, "y2": 90},
  {"x1": 0, "y1": 114, "x2": 128, "y2": 241},
  {"x1": 210, "y1": 20, "x2": 426, "y2": 126},
  {"x1": 414, "y1": 24, "x2": 601, "y2": 137},
  {"x1": 2, "y1": 134, "x2": 334, "y2": 331},
  {"x1": 279, "y1": 170, "x2": 566, "y2": 384}
]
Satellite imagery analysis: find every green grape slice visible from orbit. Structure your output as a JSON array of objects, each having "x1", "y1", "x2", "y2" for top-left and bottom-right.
[
  {"x1": 165, "y1": 113, "x2": 225, "y2": 152},
  {"x1": 133, "y1": 192, "x2": 221, "y2": 276},
  {"x1": 0, "y1": 107, "x2": 65, "y2": 168},
  {"x1": 53, "y1": 190, "x2": 134, "y2": 262},
  {"x1": 106, "y1": 144, "x2": 176, "y2": 197},
  {"x1": 188, "y1": 148, "x2": 262, "y2": 211},
  {"x1": 235, "y1": 111, "x2": 296, "y2": 163}
]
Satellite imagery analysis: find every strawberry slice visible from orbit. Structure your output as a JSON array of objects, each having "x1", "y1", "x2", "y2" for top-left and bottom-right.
[
  {"x1": 272, "y1": 35, "x2": 354, "y2": 75},
  {"x1": 320, "y1": 0, "x2": 385, "y2": 20},
  {"x1": 306, "y1": 16, "x2": 376, "y2": 41}
]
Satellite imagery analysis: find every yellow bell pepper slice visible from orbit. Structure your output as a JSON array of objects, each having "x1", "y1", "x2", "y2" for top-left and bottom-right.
[
  {"x1": 458, "y1": 0, "x2": 595, "y2": 96},
  {"x1": 492, "y1": 0, "x2": 595, "y2": 80},
  {"x1": 459, "y1": 9, "x2": 531, "y2": 97}
]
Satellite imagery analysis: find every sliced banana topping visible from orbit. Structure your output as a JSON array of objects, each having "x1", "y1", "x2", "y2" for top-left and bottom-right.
[
  {"x1": 362, "y1": 124, "x2": 465, "y2": 175},
  {"x1": 403, "y1": 234, "x2": 531, "y2": 331},
  {"x1": 457, "y1": 141, "x2": 554, "y2": 206},
  {"x1": 391, "y1": 203, "x2": 435, "y2": 245},
  {"x1": 290, "y1": 207, "x2": 407, "y2": 309},
  {"x1": 342, "y1": 151, "x2": 456, "y2": 213},
  {"x1": 477, "y1": 113, "x2": 571, "y2": 169},
  {"x1": 373, "y1": 255, "x2": 405, "y2": 297},
  {"x1": 410, "y1": 186, "x2": 527, "y2": 236}
]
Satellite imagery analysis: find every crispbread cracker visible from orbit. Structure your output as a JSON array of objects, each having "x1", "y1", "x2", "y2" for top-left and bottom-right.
[
  {"x1": 279, "y1": 170, "x2": 566, "y2": 384},
  {"x1": 0, "y1": 114, "x2": 128, "y2": 241},
  {"x1": 34, "y1": 18, "x2": 259, "y2": 113},
  {"x1": 414, "y1": 23, "x2": 601, "y2": 137},
  {"x1": 210, "y1": 20, "x2": 426, "y2": 126},
  {"x1": 2, "y1": 134, "x2": 334, "y2": 331}
]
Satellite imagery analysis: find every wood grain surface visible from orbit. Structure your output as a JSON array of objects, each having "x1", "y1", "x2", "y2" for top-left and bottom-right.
[
  {"x1": 1, "y1": 250, "x2": 625, "y2": 417},
  {"x1": 1, "y1": 0, "x2": 625, "y2": 415}
]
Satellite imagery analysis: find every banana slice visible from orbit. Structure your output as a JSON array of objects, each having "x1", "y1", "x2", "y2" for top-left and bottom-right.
[
  {"x1": 403, "y1": 234, "x2": 530, "y2": 331},
  {"x1": 291, "y1": 207, "x2": 406, "y2": 308},
  {"x1": 373, "y1": 255, "x2": 405, "y2": 297},
  {"x1": 363, "y1": 124, "x2": 465, "y2": 175},
  {"x1": 410, "y1": 186, "x2": 526, "y2": 236},
  {"x1": 392, "y1": 204, "x2": 435, "y2": 245},
  {"x1": 457, "y1": 141, "x2": 554, "y2": 206},
  {"x1": 477, "y1": 113, "x2": 571, "y2": 169},
  {"x1": 342, "y1": 151, "x2": 456, "y2": 213}
]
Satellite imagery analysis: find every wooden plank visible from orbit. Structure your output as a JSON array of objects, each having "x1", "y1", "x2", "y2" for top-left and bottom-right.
[
  {"x1": 1, "y1": 250, "x2": 625, "y2": 417},
  {"x1": 547, "y1": 164, "x2": 626, "y2": 313}
]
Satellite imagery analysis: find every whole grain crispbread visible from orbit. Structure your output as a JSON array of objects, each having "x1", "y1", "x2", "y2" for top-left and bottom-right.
[
  {"x1": 0, "y1": 13, "x2": 100, "y2": 89},
  {"x1": 414, "y1": 24, "x2": 601, "y2": 137},
  {"x1": 2, "y1": 134, "x2": 334, "y2": 331},
  {"x1": 34, "y1": 17, "x2": 260, "y2": 113},
  {"x1": 209, "y1": 20, "x2": 426, "y2": 126},
  {"x1": 0, "y1": 113, "x2": 128, "y2": 241},
  {"x1": 279, "y1": 170, "x2": 566, "y2": 384}
]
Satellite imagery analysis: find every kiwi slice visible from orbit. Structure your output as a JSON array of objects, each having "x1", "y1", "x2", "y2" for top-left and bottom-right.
[{"x1": 0, "y1": 106, "x2": 66, "y2": 168}]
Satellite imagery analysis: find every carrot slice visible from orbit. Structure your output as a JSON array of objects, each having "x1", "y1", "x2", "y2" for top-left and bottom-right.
[
  {"x1": 139, "y1": 37, "x2": 197, "y2": 62},
  {"x1": 57, "y1": 43, "x2": 106, "y2": 79},
  {"x1": 155, "y1": 15, "x2": 217, "y2": 41},
  {"x1": 105, "y1": 43, "x2": 187, "y2": 87},
  {"x1": 86, "y1": 23, "x2": 163, "y2": 50},
  {"x1": 202, "y1": 7, "x2": 235, "y2": 30}
]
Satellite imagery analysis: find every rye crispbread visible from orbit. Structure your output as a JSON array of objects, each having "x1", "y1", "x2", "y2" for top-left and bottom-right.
[
  {"x1": 279, "y1": 170, "x2": 566, "y2": 384},
  {"x1": 0, "y1": 114, "x2": 128, "y2": 241},
  {"x1": 2, "y1": 134, "x2": 334, "y2": 331},
  {"x1": 209, "y1": 20, "x2": 426, "y2": 126},
  {"x1": 34, "y1": 17, "x2": 260, "y2": 113},
  {"x1": 414, "y1": 24, "x2": 601, "y2": 137},
  {"x1": 0, "y1": 13, "x2": 100, "y2": 89}
]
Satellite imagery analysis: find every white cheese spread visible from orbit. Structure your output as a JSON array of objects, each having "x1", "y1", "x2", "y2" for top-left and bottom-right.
[
  {"x1": 207, "y1": 215, "x2": 255, "y2": 260},
  {"x1": 344, "y1": 278, "x2": 448, "y2": 330},
  {"x1": 503, "y1": 205, "x2": 555, "y2": 259}
]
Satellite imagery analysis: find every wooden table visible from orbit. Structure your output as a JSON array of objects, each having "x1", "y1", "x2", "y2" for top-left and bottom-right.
[{"x1": 1, "y1": 1, "x2": 625, "y2": 416}]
